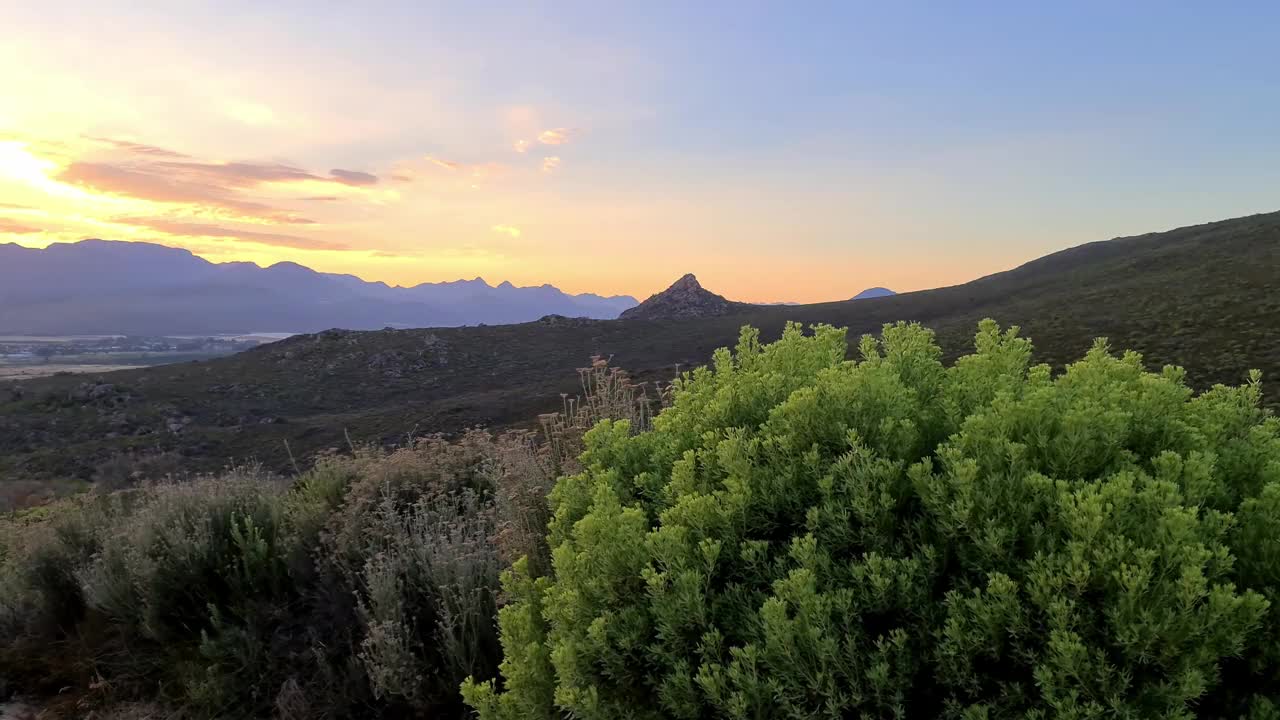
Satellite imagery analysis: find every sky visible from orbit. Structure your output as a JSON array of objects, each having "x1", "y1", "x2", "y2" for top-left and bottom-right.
[{"x1": 1, "y1": 1, "x2": 1278, "y2": 303}]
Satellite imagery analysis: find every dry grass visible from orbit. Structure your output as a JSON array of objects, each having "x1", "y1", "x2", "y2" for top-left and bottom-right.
[
  {"x1": 0, "y1": 365, "x2": 145, "y2": 381},
  {"x1": 0, "y1": 356, "x2": 663, "y2": 719}
]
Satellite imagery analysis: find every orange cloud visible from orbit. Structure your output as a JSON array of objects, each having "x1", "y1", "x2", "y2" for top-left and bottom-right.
[
  {"x1": 50, "y1": 145, "x2": 380, "y2": 225},
  {"x1": 513, "y1": 139, "x2": 530, "y2": 153},
  {"x1": 85, "y1": 136, "x2": 189, "y2": 158},
  {"x1": 491, "y1": 224, "x2": 521, "y2": 238},
  {"x1": 0, "y1": 218, "x2": 41, "y2": 234},
  {"x1": 430, "y1": 157, "x2": 461, "y2": 171},
  {"x1": 537, "y1": 128, "x2": 579, "y2": 145},
  {"x1": 58, "y1": 161, "x2": 307, "y2": 222},
  {"x1": 329, "y1": 169, "x2": 379, "y2": 186},
  {"x1": 154, "y1": 160, "x2": 378, "y2": 187},
  {"x1": 114, "y1": 216, "x2": 347, "y2": 250},
  {"x1": 541, "y1": 156, "x2": 561, "y2": 173}
]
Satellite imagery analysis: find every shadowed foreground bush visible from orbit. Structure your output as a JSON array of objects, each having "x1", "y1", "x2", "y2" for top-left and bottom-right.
[
  {"x1": 464, "y1": 320, "x2": 1280, "y2": 719},
  {"x1": 0, "y1": 361, "x2": 658, "y2": 718}
]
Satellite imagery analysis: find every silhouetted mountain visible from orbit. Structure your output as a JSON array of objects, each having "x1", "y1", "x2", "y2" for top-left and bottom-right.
[
  {"x1": 619, "y1": 274, "x2": 748, "y2": 320},
  {"x1": 0, "y1": 240, "x2": 637, "y2": 335},
  {"x1": 851, "y1": 287, "x2": 896, "y2": 300},
  {"x1": 4, "y1": 211, "x2": 1279, "y2": 485}
]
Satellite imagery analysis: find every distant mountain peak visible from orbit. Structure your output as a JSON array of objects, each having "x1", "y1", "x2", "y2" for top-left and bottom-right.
[
  {"x1": 850, "y1": 286, "x2": 896, "y2": 300},
  {"x1": 619, "y1": 273, "x2": 746, "y2": 321},
  {"x1": 267, "y1": 261, "x2": 316, "y2": 274}
]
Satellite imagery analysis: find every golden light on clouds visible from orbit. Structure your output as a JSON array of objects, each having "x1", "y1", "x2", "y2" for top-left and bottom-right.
[
  {"x1": 0, "y1": 122, "x2": 627, "y2": 293},
  {"x1": 0, "y1": 218, "x2": 41, "y2": 235},
  {"x1": 0, "y1": 105, "x2": 925, "y2": 305},
  {"x1": 0, "y1": 133, "x2": 381, "y2": 258},
  {"x1": 0, "y1": 140, "x2": 113, "y2": 204},
  {"x1": 537, "y1": 128, "x2": 577, "y2": 145}
]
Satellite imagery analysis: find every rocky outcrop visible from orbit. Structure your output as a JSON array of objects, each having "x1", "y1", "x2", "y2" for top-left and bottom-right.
[{"x1": 619, "y1": 274, "x2": 747, "y2": 321}]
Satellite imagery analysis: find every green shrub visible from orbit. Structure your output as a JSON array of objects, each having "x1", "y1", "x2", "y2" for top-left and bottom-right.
[
  {"x1": 464, "y1": 320, "x2": 1280, "y2": 719},
  {"x1": 0, "y1": 492, "x2": 125, "y2": 693},
  {"x1": 71, "y1": 468, "x2": 291, "y2": 711}
]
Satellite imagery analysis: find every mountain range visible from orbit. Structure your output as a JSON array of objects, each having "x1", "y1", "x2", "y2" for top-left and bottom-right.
[
  {"x1": 0, "y1": 240, "x2": 640, "y2": 335},
  {"x1": 2, "y1": 210, "x2": 1277, "y2": 486}
]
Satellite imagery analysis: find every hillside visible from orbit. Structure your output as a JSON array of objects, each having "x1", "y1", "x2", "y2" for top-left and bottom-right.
[
  {"x1": 0, "y1": 240, "x2": 638, "y2": 335},
  {"x1": 2, "y1": 211, "x2": 1278, "y2": 486}
]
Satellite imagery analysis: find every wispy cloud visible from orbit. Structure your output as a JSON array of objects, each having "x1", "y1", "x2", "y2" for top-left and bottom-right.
[
  {"x1": 418, "y1": 156, "x2": 510, "y2": 188},
  {"x1": 115, "y1": 216, "x2": 347, "y2": 250},
  {"x1": 85, "y1": 136, "x2": 190, "y2": 158},
  {"x1": 155, "y1": 161, "x2": 378, "y2": 188},
  {"x1": 153, "y1": 160, "x2": 317, "y2": 184},
  {"x1": 541, "y1": 156, "x2": 562, "y2": 173},
  {"x1": 329, "y1": 169, "x2": 379, "y2": 186},
  {"x1": 537, "y1": 128, "x2": 580, "y2": 145},
  {"x1": 0, "y1": 218, "x2": 40, "y2": 234},
  {"x1": 53, "y1": 148, "x2": 380, "y2": 224},
  {"x1": 513, "y1": 139, "x2": 530, "y2": 153},
  {"x1": 491, "y1": 224, "x2": 521, "y2": 238},
  {"x1": 58, "y1": 161, "x2": 309, "y2": 222}
]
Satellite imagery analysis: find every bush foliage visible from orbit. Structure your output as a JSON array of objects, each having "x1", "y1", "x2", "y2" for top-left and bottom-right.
[
  {"x1": 4, "y1": 323, "x2": 1278, "y2": 718},
  {"x1": 464, "y1": 320, "x2": 1280, "y2": 719},
  {"x1": 0, "y1": 360, "x2": 657, "y2": 718}
]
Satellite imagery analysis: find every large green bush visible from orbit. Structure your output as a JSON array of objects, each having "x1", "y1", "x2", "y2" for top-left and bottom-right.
[{"x1": 464, "y1": 321, "x2": 1280, "y2": 719}]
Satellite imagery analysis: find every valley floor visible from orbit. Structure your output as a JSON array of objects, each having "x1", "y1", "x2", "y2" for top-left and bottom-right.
[{"x1": 0, "y1": 364, "x2": 144, "y2": 380}]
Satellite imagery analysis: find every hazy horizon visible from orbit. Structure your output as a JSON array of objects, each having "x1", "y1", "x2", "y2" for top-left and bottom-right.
[{"x1": 3, "y1": 3, "x2": 1278, "y2": 302}]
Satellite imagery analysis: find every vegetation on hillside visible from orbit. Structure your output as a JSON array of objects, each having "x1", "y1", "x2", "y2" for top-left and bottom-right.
[
  {"x1": 1, "y1": 211, "x2": 1277, "y2": 495},
  {"x1": 0, "y1": 361, "x2": 659, "y2": 718},
  {"x1": 4, "y1": 320, "x2": 1278, "y2": 718}
]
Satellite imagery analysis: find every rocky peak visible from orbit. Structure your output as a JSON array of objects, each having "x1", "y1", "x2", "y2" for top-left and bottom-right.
[
  {"x1": 668, "y1": 273, "x2": 702, "y2": 292},
  {"x1": 619, "y1": 273, "x2": 746, "y2": 320}
]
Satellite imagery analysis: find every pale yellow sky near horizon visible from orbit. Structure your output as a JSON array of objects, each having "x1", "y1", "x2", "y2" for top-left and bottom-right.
[{"x1": 3, "y1": 4, "x2": 1277, "y2": 303}]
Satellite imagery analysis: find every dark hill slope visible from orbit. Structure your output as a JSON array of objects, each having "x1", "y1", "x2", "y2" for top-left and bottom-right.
[{"x1": 2, "y1": 211, "x2": 1277, "y2": 484}]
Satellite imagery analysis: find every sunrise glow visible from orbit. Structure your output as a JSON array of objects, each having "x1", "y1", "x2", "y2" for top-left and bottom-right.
[{"x1": 2, "y1": 3, "x2": 1278, "y2": 302}]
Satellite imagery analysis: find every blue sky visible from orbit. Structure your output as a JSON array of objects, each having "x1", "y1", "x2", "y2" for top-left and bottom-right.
[{"x1": 1, "y1": 1, "x2": 1277, "y2": 300}]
